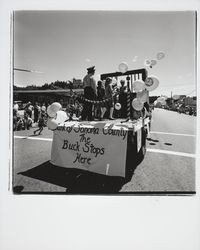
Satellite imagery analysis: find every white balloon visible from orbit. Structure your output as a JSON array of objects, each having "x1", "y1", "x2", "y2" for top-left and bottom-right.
[
  {"x1": 133, "y1": 80, "x2": 145, "y2": 92},
  {"x1": 145, "y1": 76, "x2": 159, "y2": 91},
  {"x1": 55, "y1": 110, "x2": 69, "y2": 124},
  {"x1": 47, "y1": 118, "x2": 58, "y2": 130},
  {"x1": 13, "y1": 104, "x2": 19, "y2": 111},
  {"x1": 115, "y1": 103, "x2": 121, "y2": 110},
  {"x1": 41, "y1": 106, "x2": 46, "y2": 112},
  {"x1": 118, "y1": 62, "x2": 128, "y2": 73},
  {"x1": 144, "y1": 59, "x2": 151, "y2": 67},
  {"x1": 112, "y1": 77, "x2": 117, "y2": 84},
  {"x1": 156, "y1": 51, "x2": 165, "y2": 60},
  {"x1": 47, "y1": 106, "x2": 56, "y2": 118},
  {"x1": 47, "y1": 102, "x2": 62, "y2": 118},
  {"x1": 132, "y1": 98, "x2": 144, "y2": 111},
  {"x1": 150, "y1": 59, "x2": 157, "y2": 66},
  {"x1": 137, "y1": 90, "x2": 148, "y2": 103}
]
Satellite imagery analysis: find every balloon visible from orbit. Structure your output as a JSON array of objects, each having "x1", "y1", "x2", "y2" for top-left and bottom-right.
[
  {"x1": 41, "y1": 106, "x2": 46, "y2": 112},
  {"x1": 144, "y1": 59, "x2": 151, "y2": 67},
  {"x1": 150, "y1": 59, "x2": 157, "y2": 66},
  {"x1": 47, "y1": 102, "x2": 62, "y2": 118},
  {"x1": 144, "y1": 76, "x2": 159, "y2": 91},
  {"x1": 132, "y1": 98, "x2": 144, "y2": 111},
  {"x1": 115, "y1": 103, "x2": 121, "y2": 110},
  {"x1": 173, "y1": 95, "x2": 180, "y2": 100},
  {"x1": 13, "y1": 104, "x2": 19, "y2": 111},
  {"x1": 118, "y1": 62, "x2": 128, "y2": 73},
  {"x1": 156, "y1": 51, "x2": 165, "y2": 60},
  {"x1": 47, "y1": 118, "x2": 58, "y2": 130},
  {"x1": 55, "y1": 110, "x2": 69, "y2": 124},
  {"x1": 137, "y1": 90, "x2": 148, "y2": 103},
  {"x1": 132, "y1": 80, "x2": 145, "y2": 92},
  {"x1": 112, "y1": 77, "x2": 117, "y2": 84}
]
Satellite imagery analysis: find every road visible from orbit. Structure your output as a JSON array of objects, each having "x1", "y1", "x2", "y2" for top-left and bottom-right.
[{"x1": 13, "y1": 108, "x2": 196, "y2": 193}]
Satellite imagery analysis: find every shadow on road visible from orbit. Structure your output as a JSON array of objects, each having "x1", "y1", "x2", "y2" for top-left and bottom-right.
[
  {"x1": 147, "y1": 138, "x2": 159, "y2": 143},
  {"x1": 17, "y1": 161, "x2": 129, "y2": 194}
]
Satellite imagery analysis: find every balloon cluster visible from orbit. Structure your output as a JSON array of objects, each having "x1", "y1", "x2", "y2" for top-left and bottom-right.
[
  {"x1": 118, "y1": 62, "x2": 128, "y2": 73},
  {"x1": 131, "y1": 76, "x2": 160, "y2": 111},
  {"x1": 47, "y1": 102, "x2": 69, "y2": 130},
  {"x1": 117, "y1": 61, "x2": 160, "y2": 111},
  {"x1": 144, "y1": 51, "x2": 165, "y2": 68}
]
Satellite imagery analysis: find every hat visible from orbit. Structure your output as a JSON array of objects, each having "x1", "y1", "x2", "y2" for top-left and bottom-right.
[{"x1": 87, "y1": 66, "x2": 95, "y2": 73}]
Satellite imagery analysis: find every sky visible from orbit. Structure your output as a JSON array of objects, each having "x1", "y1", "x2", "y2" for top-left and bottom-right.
[{"x1": 13, "y1": 11, "x2": 196, "y2": 97}]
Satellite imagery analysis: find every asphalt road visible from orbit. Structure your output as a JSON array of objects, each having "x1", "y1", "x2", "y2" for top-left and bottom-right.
[{"x1": 13, "y1": 108, "x2": 196, "y2": 193}]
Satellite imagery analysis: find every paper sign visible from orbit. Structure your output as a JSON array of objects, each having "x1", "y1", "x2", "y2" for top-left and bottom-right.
[{"x1": 51, "y1": 122, "x2": 128, "y2": 177}]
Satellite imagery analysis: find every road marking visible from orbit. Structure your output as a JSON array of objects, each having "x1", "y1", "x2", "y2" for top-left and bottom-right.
[
  {"x1": 14, "y1": 135, "x2": 52, "y2": 142},
  {"x1": 150, "y1": 131, "x2": 195, "y2": 137},
  {"x1": 14, "y1": 135, "x2": 196, "y2": 158},
  {"x1": 147, "y1": 148, "x2": 196, "y2": 158}
]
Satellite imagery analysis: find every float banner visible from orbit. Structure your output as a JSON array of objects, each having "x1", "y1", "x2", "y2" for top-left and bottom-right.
[{"x1": 51, "y1": 122, "x2": 129, "y2": 177}]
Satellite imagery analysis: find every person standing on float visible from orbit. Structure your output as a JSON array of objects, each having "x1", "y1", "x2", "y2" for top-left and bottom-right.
[
  {"x1": 119, "y1": 80, "x2": 127, "y2": 118},
  {"x1": 105, "y1": 77, "x2": 114, "y2": 120},
  {"x1": 81, "y1": 66, "x2": 97, "y2": 121}
]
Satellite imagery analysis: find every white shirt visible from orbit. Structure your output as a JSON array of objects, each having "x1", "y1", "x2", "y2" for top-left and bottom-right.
[{"x1": 83, "y1": 74, "x2": 97, "y2": 94}]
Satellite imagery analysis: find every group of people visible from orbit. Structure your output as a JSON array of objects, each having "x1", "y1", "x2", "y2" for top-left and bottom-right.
[
  {"x1": 13, "y1": 66, "x2": 151, "y2": 132},
  {"x1": 13, "y1": 101, "x2": 47, "y2": 135},
  {"x1": 81, "y1": 66, "x2": 128, "y2": 121}
]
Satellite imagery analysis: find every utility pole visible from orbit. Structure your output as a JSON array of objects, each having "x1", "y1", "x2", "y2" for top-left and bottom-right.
[{"x1": 171, "y1": 91, "x2": 173, "y2": 108}]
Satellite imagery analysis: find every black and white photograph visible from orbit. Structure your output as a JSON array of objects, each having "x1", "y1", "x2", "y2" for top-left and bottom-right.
[
  {"x1": 12, "y1": 10, "x2": 197, "y2": 194},
  {"x1": 1, "y1": 1, "x2": 200, "y2": 250}
]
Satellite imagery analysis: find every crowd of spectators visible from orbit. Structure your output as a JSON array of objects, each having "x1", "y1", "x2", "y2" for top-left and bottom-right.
[
  {"x1": 13, "y1": 101, "x2": 48, "y2": 131},
  {"x1": 13, "y1": 78, "x2": 153, "y2": 132},
  {"x1": 161, "y1": 103, "x2": 196, "y2": 116}
]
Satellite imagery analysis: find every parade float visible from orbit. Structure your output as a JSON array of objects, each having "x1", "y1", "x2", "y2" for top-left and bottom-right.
[{"x1": 46, "y1": 56, "x2": 163, "y2": 180}]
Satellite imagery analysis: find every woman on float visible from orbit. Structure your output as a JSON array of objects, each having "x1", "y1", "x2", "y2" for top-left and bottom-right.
[
  {"x1": 104, "y1": 77, "x2": 115, "y2": 120},
  {"x1": 96, "y1": 80, "x2": 106, "y2": 120}
]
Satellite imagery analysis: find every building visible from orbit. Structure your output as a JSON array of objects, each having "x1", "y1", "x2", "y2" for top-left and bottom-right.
[
  {"x1": 184, "y1": 96, "x2": 196, "y2": 107},
  {"x1": 13, "y1": 89, "x2": 84, "y2": 107},
  {"x1": 72, "y1": 78, "x2": 83, "y2": 89}
]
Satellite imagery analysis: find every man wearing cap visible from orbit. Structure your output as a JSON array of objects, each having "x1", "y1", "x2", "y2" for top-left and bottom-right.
[{"x1": 81, "y1": 66, "x2": 97, "y2": 121}]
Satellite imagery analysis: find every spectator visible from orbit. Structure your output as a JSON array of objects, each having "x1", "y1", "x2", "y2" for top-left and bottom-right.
[
  {"x1": 33, "y1": 110, "x2": 46, "y2": 135},
  {"x1": 41, "y1": 103, "x2": 46, "y2": 112},
  {"x1": 33, "y1": 102, "x2": 40, "y2": 123},
  {"x1": 13, "y1": 108, "x2": 18, "y2": 131}
]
